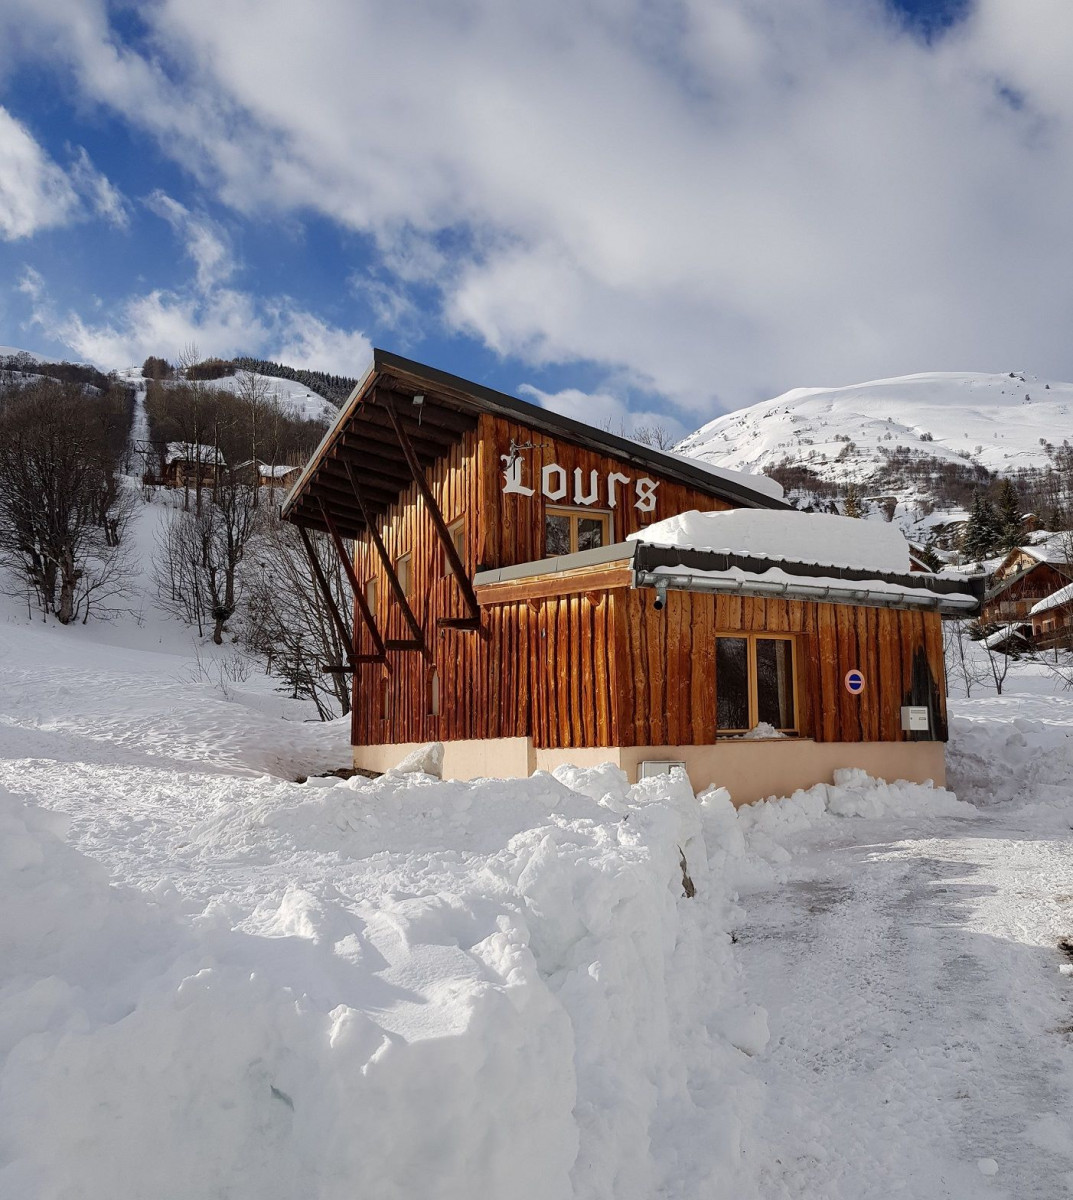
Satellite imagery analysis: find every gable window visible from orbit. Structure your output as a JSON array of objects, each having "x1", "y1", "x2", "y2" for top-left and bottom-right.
[
  {"x1": 545, "y1": 507, "x2": 611, "y2": 557},
  {"x1": 365, "y1": 576, "x2": 378, "y2": 621},
  {"x1": 395, "y1": 552, "x2": 412, "y2": 598},
  {"x1": 445, "y1": 518, "x2": 466, "y2": 574},
  {"x1": 716, "y1": 634, "x2": 798, "y2": 734}
]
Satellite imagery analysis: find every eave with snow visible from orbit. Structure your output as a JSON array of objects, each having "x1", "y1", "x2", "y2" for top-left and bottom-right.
[{"x1": 282, "y1": 352, "x2": 977, "y2": 804}]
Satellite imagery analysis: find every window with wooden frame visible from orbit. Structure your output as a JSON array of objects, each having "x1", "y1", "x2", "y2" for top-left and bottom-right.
[
  {"x1": 395, "y1": 551, "x2": 412, "y2": 599},
  {"x1": 715, "y1": 634, "x2": 799, "y2": 735},
  {"x1": 544, "y1": 507, "x2": 611, "y2": 557},
  {"x1": 445, "y1": 517, "x2": 466, "y2": 576},
  {"x1": 378, "y1": 674, "x2": 390, "y2": 721},
  {"x1": 365, "y1": 576, "x2": 378, "y2": 622},
  {"x1": 427, "y1": 667, "x2": 440, "y2": 717}
]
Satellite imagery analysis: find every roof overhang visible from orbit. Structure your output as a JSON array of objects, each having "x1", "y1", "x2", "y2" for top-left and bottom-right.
[{"x1": 281, "y1": 349, "x2": 789, "y2": 537}]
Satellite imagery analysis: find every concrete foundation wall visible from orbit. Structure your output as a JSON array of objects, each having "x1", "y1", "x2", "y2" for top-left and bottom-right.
[{"x1": 355, "y1": 737, "x2": 946, "y2": 807}]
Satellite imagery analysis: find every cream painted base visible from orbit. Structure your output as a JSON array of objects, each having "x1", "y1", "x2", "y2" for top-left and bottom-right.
[{"x1": 354, "y1": 737, "x2": 946, "y2": 807}]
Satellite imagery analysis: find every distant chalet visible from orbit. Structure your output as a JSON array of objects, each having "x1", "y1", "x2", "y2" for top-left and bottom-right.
[{"x1": 282, "y1": 351, "x2": 982, "y2": 804}]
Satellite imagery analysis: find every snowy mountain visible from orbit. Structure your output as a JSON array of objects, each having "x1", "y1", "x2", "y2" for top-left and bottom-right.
[
  {"x1": 679, "y1": 371, "x2": 1073, "y2": 539},
  {"x1": 681, "y1": 371, "x2": 1071, "y2": 479}
]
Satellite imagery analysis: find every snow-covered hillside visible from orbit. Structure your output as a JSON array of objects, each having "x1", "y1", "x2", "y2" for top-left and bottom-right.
[
  {"x1": 115, "y1": 365, "x2": 339, "y2": 423},
  {"x1": 681, "y1": 371, "x2": 1072, "y2": 482}
]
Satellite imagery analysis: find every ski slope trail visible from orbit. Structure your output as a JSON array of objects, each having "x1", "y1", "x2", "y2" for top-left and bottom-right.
[{"x1": 736, "y1": 813, "x2": 1073, "y2": 1199}]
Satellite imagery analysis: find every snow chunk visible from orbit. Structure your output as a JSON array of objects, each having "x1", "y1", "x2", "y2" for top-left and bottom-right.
[
  {"x1": 392, "y1": 741, "x2": 445, "y2": 778},
  {"x1": 629, "y1": 509, "x2": 912, "y2": 574}
]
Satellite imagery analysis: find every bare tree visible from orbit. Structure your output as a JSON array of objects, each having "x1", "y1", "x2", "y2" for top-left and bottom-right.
[
  {"x1": 633, "y1": 424, "x2": 677, "y2": 450},
  {"x1": 241, "y1": 519, "x2": 353, "y2": 719},
  {"x1": 0, "y1": 379, "x2": 136, "y2": 623},
  {"x1": 943, "y1": 617, "x2": 989, "y2": 698},
  {"x1": 153, "y1": 475, "x2": 263, "y2": 644}
]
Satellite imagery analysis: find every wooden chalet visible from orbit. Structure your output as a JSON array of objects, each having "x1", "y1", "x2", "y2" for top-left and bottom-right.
[
  {"x1": 982, "y1": 536, "x2": 1073, "y2": 628},
  {"x1": 281, "y1": 351, "x2": 983, "y2": 804},
  {"x1": 1030, "y1": 582, "x2": 1073, "y2": 650},
  {"x1": 161, "y1": 442, "x2": 225, "y2": 489}
]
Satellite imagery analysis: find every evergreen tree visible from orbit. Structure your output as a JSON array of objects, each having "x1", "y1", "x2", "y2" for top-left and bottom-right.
[
  {"x1": 995, "y1": 478, "x2": 1024, "y2": 553},
  {"x1": 960, "y1": 489, "x2": 1001, "y2": 561},
  {"x1": 843, "y1": 483, "x2": 865, "y2": 519}
]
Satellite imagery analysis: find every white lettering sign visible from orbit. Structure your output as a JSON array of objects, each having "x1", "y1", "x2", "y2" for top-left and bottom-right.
[
  {"x1": 541, "y1": 463, "x2": 568, "y2": 500},
  {"x1": 500, "y1": 456, "x2": 659, "y2": 512},
  {"x1": 573, "y1": 468, "x2": 599, "y2": 506},
  {"x1": 501, "y1": 454, "x2": 534, "y2": 496}
]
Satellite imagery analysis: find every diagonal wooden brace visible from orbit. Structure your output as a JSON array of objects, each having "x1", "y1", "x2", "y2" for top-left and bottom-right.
[
  {"x1": 297, "y1": 523, "x2": 357, "y2": 672},
  {"x1": 383, "y1": 397, "x2": 482, "y2": 630},
  {"x1": 318, "y1": 497, "x2": 386, "y2": 663},
  {"x1": 343, "y1": 460, "x2": 431, "y2": 660}
]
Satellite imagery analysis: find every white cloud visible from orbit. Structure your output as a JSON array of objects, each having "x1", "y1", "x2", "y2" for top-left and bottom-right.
[
  {"x1": 20, "y1": 262, "x2": 370, "y2": 378},
  {"x1": 0, "y1": 106, "x2": 78, "y2": 239},
  {"x1": 145, "y1": 191, "x2": 233, "y2": 290},
  {"x1": 69, "y1": 147, "x2": 130, "y2": 229},
  {"x1": 8, "y1": 0, "x2": 1073, "y2": 414}
]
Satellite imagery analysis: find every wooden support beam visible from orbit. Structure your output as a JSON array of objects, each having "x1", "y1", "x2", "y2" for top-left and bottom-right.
[
  {"x1": 383, "y1": 397, "x2": 482, "y2": 631},
  {"x1": 296, "y1": 523, "x2": 357, "y2": 672},
  {"x1": 343, "y1": 461, "x2": 431, "y2": 660},
  {"x1": 318, "y1": 498, "x2": 386, "y2": 663}
]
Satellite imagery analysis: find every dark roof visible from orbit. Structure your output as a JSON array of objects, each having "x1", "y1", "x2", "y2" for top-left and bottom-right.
[
  {"x1": 985, "y1": 559, "x2": 1073, "y2": 602},
  {"x1": 281, "y1": 350, "x2": 788, "y2": 537}
]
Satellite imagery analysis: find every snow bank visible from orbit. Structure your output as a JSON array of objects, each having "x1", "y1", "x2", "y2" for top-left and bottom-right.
[
  {"x1": 0, "y1": 766, "x2": 752, "y2": 1200},
  {"x1": 947, "y1": 699, "x2": 1073, "y2": 822},
  {"x1": 629, "y1": 508, "x2": 912, "y2": 574}
]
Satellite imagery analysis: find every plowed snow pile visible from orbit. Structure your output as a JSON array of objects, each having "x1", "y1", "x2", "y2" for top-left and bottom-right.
[{"x1": 0, "y1": 748, "x2": 988, "y2": 1200}]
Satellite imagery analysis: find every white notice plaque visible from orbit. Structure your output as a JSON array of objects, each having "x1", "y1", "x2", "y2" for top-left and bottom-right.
[{"x1": 901, "y1": 706, "x2": 929, "y2": 732}]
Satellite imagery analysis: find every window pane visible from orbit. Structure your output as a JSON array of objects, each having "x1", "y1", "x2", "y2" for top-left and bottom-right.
[
  {"x1": 716, "y1": 637, "x2": 749, "y2": 730},
  {"x1": 546, "y1": 513, "x2": 571, "y2": 556},
  {"x1": 756, "y1": 638, "x2": 795, "y2": 729},
  {"x1": 577, "y1": 516, "x2": 605, "y2": 552}
]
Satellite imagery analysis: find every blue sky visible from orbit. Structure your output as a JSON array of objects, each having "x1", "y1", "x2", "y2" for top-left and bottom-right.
[{"x1": 1, "y1": 0, "x2": 1070, "y2": 439}]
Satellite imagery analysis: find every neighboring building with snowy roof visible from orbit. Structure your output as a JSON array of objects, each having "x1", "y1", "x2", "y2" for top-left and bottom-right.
[
  {"x1": 160, "y1": 443, "x2": 226, "y2": 489},
  {"x1": 282, "y1": 350, "x2": 982, "y2": 805},
  {"x1": 983, "y1": 547, "x2": 1073, "y2": 628},
  {"x1": 1029, "y1": 580, "x2": 1073, "y2": 649},
  {"x1": 233, "y1": 459, "x2": 302, "y2": 489},
  {"x1": 992, "y1": 532, "x2": 1073, "y2": 581}
]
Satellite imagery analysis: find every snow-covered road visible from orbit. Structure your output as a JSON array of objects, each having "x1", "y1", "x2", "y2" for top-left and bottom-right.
[{"x1": 737, "y1": 814, "x2": 1073, "y2": 1198}]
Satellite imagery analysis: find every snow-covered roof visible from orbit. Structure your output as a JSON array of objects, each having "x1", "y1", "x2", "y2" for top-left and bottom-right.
[
  {"x1": 627, "y1": 508, "x2": 911, "y2": 575},
  {"x1": 663, "y1": 451, "x2": 785, "y2": 502},
  {"x1": 164, "y1": 442, "x2": 226, "y2": 466},
  {"x1": 1030, "y1": 581, "x2": 1073, "y2": 617},
  {"x1": 1017, "y1": 531, "x2": 1073, "y2": 565},
  {"x1": 259, "y1": 463, "x2": 301, "y2": 479},
  {"x1": 982, "y1": 624, "x2": 1032, "y2": 650}
]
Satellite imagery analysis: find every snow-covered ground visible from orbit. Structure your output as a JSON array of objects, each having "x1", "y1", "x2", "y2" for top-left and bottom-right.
[{"x1": 2, "y1": 404, "x2": 1073, "y2": 1195}]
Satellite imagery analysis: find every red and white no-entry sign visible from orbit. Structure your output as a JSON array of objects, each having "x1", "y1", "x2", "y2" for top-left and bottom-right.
[{"x1": 844, "y1": 669, "x2": 866, "y2": 695}]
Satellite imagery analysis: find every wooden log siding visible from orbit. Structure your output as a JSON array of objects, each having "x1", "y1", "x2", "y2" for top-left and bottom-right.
[
  {"x1": 611, "y1": 591, "x2": 947, "y2": 748},
  {"x1": 347, "y1": 405, "x2": 946, "y2": 750},
  {"x1": 350, "y1": 411, "x2": 742, "y2": 748}
]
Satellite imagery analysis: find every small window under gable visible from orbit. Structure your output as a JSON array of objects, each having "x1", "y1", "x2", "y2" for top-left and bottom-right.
[
  {"x1": 396, "y1": 552, "x2": 412, "y2": 598},
  {"x1": 446, "y1": 517, "x2": 466, "y2": 574}
]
